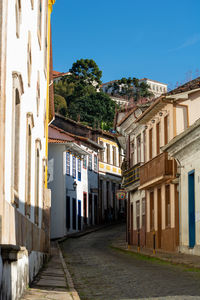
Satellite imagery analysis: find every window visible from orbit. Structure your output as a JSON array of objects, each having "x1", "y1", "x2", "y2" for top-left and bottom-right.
[
  {"x1": 89, "y1": 154, "x2": 92, "y2": 170},
  {"x1": 131, "y1": 141, "x2": 134, "y2": 166},
  {"x1": 112, "y1": 146, "x2": 116, "y2": 166},
  {"x1": 72, "y1": 156, "x2": 76, "y2": 178},
  {"x1": 94, "y1": 155, "x2": 98, "y2": 172},
  {"x1": 150, "y1": 191, "x2": 154, "y2": 230},
  {"x1": 142, "y1": 198, "x2": 146, "y2": 227},
  {"x1": 25, "y1": 113, "x2": 34, "y2": 216},
  {"x1": 11, "y1": 72, "x2": 24, "y2": 207},
  {"x1": 78, "y1": 158, "x2": 81, "y2": 181},
  {"x1": 27, "y1": 31, "x2": 32, "y2": 87},
  {"x1": 15, "y1": 0, "x2": 21, "y2": 38},
  {"x1": 156, "y1": 123, "x2": 160, "y2": 155},
  {"x1": 99, "y1": 141, "x2": 104, "y2": 161},
  {"x1": 143, "y1": 130, "x2": 146, "y2": 163},
  {"x1": 106, "y1": 144, "x2": 110, "y2": 164},
  {"x1": 137, "y1": 134, "x2": 141, "y2": 163},
  {"x1": 119, "y1": 149, "x2": 122, "y2": 167},
  {"x1": 37, "y1": 0, "x2": 43, "y2": 48},
  {"x1": 30, "y1": 0, "x2": 34, "y2": 9},
  {"x1": 35, "y1": 139, "x2": 41, "y2": 225},
  {"x1": 36, "y1": 71, "x2": 40, "y2": 116},
  {"x1": 164, "y1": 115, "x2": 169, "y2": 145},
  {"x1": 136, "y1": 201, "x2": 140, "y2": 229},
  {"x1": 149, "y1": 128, "x2": 153, "y2": 160},
  {"x1": 165, "y1": 185, "x2": 170, "y2": 227},
  {"x1": 66, "y1": 152, "x2": 70, "y2": 175},
  {"x1": 83, "y1": 155, "x2": 87, "y2": 169}
]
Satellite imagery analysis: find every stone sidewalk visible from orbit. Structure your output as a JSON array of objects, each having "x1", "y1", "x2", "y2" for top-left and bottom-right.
[
  {"x1": 112, "y1": 235, "x2": 200, "y2": 269},
  {"x1": 21, "y1": 243, "x2": 80, "y2": 300}
]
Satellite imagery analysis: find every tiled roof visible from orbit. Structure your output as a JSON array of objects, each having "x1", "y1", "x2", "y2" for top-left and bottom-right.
[
  {"x1": 166, "y1": 77, "x2": 200, "y2": 95},
  {"x1": 101, "y1": 80, "x2": 119, "y2": 86},
  {"x1": 49, "y1": 125, "x2": 74, "y2": 142},
  {"x1": 49, "y1": 138, "x2": 70, "y2": 144}
]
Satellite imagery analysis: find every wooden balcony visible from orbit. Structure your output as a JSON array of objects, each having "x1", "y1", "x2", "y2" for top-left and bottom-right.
[
  {"x1": 140, "y1": 152, "x2": 174, "y2": 188},
  {"x1": 123, "y1": 162, "x2": 141, "y2": 191}
]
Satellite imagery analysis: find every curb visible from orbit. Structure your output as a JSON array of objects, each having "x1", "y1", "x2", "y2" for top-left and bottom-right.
[
  {"x1": 112, "y1": 244, "x2": 200, "y2": 270},
  {"x1": 57, "y1": 242, "x2": 81, "y2": 300}
]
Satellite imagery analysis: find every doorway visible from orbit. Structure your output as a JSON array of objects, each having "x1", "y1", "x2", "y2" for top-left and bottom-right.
[
  {"x1": 157, "y1": 188, "x2": 162, "y2": 248},
  {"x1": 188, "y1": 171, "x2": 195, "y2": 248}
]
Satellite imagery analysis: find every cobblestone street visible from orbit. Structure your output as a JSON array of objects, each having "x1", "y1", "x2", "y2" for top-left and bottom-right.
[{"x1": 61, "y1": 224, "x2": 200, "y2": 300}]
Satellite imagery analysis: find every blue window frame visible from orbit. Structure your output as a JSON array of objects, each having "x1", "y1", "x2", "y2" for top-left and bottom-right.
[
  {"x1": 78, "y1": 158, "x2": 81, "y2": 181},
  {"x1": 72, "y1": 156, "x2": 76, "y2": 178},
  {"x1": 66, "y1": 152, "x2": 70, "y2": 175}
]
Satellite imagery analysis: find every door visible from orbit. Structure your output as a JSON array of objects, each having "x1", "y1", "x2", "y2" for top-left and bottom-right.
[
  {"x1": 188, "y1": 171, "x2": 195, "y2": 248},
  {"x1": 94, "y1": 195, "x2": 98, "y2": 225},
  {"x1": 83, "y1": 192, "x2": 87, "y2": 225},
  {"x1": 89, "y1": 193, "x2": 93, "y2": 225},
  {"x1": 72, "y1": 198, "x2": 76, "y2": 230},
  {"x1": 66, "y1": 196, "x2": 70, "y2": 229},
  {"x1": 130, "y1": 203, "x2": 133, "y2": 244},
  {"x1": 78, "y1": 200, "x2": 81, "y2": 230},
  {"x1": 157, "y1": 188, "x2": 162, "y2": 248}
]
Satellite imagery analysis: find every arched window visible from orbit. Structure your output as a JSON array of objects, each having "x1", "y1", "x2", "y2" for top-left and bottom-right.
[
  {"x1": 25, "y1": 113, "x2": 34, "y2": 216},
  {"x1": 15, "y1": 0, "x2": 21, "y2": 38},
  {"x1": 12, "y1": 72, "x2": 24, "y2": 207},
  {"x1": 27, "y1": 31, "x2": 32, "y2": 87}
]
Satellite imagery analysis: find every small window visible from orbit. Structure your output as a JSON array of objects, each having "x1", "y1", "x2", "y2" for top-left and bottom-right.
[
  {"x1": 137, "y1": 135, "x2": 141, "y2": 163},
  {"x1": 99, "y1": 141, "x2": 104, "y2": 161},
  {"x1": 66, "y1": 152, "x2": 70, "y2": 175},
  {"x1": 89, "y1": 154, "x2": 92, "y2": 170},
  {"x1": 78, "y1": 159, "x2": 81, "y2": 181},
  {"x1": 72, "y1": 156, "x2": 76, "y2": 178},
  {"x1": 83, "y1": 155, "x2": 87, "y2": 169},
  {"x1": 106, "y1": 144, "x2": 110, "y2": 164},
  {"x1": 30, "y1": 0, "x2": 34, "y2": 9},
  {"x1": 94, "y1": 155, "x2": 98, "y2": 172},
  {"x1": 112, "y1": 146, "x2": 116, "y2": 166}
]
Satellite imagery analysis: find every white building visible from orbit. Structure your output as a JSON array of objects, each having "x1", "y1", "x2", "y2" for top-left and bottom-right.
[
  {"x1": 48, "y1": 125, "x2": 102, "y2": 239},
  {"x1": 0, "y1": 0, "x2": 55, "y2": 299},
  {"x1": 163, "y1": 118, "x2": 200, "y2": 256},
  {"x1": 139, "y1": 78, "x2": 167, "y2": 98}
]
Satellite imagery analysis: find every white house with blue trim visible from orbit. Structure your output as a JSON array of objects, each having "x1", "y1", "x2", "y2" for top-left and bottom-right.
[{"x1": 48, "y1": 125, "x2": 102, "y2": 239}]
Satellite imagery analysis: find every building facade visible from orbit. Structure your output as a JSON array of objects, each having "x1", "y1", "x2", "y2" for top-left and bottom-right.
[
  {"x1": 0, "y1": 0, "x2": 55, "y2": 299},
  {"x1": 48, "y1": 124, "x2": 102, "y2": 239},
  {"x1": 98, "y1": 134, "x2": 124, "y2": 222}
]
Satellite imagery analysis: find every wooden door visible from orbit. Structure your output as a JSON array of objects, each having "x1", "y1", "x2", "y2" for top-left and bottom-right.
[{"x1": 157, "y1": 188, "x2": 162, "y2": 248}]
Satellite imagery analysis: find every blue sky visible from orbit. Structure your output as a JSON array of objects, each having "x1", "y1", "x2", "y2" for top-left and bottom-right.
[{"x1": 51, "y1": 0, "x2": 200, "y2": 89}]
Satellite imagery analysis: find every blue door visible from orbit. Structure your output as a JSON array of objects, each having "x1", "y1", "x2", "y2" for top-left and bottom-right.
[
  {"x1": 188, "y1": 171, "x2": 195, "y2": 248},
  {"x1": 78, "y1": 200, "x2": 81, "y2": 230}
]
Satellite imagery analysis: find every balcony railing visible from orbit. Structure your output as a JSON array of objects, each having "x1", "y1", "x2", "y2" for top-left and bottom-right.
[
  {"x1": 140, "y1": 152, "x2": 174, "y2": 188},
  {"x1": 123, "y1": 162, "x2": 141, "y2": 189}
]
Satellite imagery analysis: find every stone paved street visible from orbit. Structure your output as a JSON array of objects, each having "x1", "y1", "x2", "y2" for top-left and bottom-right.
[{"x1": 61, "y1": 224, "x2": 200, "y2": 300}]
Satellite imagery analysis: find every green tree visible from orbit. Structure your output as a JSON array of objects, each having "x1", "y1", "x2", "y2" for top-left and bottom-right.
[
  {"x1": 68, "y1": 92, "x2": 116, "y2": 129},
  {"x1": 107, "y1": 77, "x2": 153, "y2": 102},
  {"x1": 54, "y1": 94, "x2": 68, "y2": 117},
  {"x1": 69, "y1": 58, "x2": 102, "y2": 87}
]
